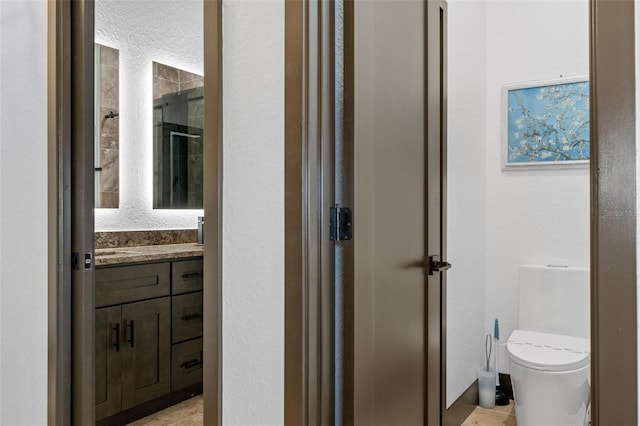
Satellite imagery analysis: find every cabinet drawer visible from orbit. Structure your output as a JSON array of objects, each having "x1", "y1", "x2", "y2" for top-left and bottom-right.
[
  {"x1": 172, "y1": 259, "x2": 203, "y2": 294},
  {"x1": 172, "y1": 292, "x2": 203, "y2": 343},
  {"x1": 96, "y1": 263, "x2": 170, "y2": 308},
  {"x1": 171, "y1": 338, "x2": 203, "y2": 392}
]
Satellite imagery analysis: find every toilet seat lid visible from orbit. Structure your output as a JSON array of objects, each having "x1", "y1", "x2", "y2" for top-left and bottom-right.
[{"x1": 507, "y1": 330, "x2": 590, "y2": 371}]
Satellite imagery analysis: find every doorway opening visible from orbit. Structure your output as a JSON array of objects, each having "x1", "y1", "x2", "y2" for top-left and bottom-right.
[{"x1": 48, "y1": 0, "x2": 221, "y2": 424}]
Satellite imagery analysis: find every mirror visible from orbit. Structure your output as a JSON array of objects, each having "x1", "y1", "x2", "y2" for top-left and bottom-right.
[
  {"x1": 152, "y1": 62, "x2": 204, "y2": 209},
  {"x1": 95, "y1": 43, "x2": 120, "y2": 208}
]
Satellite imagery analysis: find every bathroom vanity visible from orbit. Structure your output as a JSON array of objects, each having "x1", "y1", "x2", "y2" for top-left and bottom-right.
[{"x1": 94, "y1": 243, "x2": 203, "y2": 425}]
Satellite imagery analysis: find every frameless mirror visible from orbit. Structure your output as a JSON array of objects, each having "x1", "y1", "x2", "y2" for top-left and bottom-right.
[
  {"x1": 94, "y1": 43, "x2": 120, "y2": 208},
  {"x1": 152, "y1": 62, "x2": 204, "y2": 209}
]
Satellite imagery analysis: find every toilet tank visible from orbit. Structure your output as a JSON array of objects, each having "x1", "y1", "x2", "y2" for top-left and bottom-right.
[{"x1": 519, "y1": 264, "x2": 590, "y2": 339}]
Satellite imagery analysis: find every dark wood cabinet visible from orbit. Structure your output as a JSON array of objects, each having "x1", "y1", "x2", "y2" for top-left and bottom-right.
[
  {"x1": 95, "y1": 306, "x2": 122, "y2": 420},
  {"x1": 95, "y1": 298, "x2": 171, "y2": 420},
  {"x1": 95, "y1": 258, "x2": 203, "y2": 423},
  {"x1": 96, "y1": 262, "x2": 170, "y2": 308},
  {"x1": 172, "y1": 292, "x2": 203, "y2": 343},
  {"x1": 171, "y1": 338, "x2": 203, "y2": 392},
  {"x1": 121, "y1": 298, "x2": 171, "y2": 410}
]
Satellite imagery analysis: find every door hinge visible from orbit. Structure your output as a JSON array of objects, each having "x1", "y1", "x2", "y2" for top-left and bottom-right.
[{"x1": 330, "y1": 205, "x2": 353, "y2": 241}]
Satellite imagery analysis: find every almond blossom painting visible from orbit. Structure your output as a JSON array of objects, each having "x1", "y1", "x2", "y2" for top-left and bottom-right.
[{"x1": 505, "y1": 78, "x2": 589, "y2": 168}]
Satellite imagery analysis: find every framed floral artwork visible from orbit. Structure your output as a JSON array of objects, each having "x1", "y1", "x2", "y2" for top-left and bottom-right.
[{"x1": 502, "y1": 76, "x2": 590, "y2": 170}]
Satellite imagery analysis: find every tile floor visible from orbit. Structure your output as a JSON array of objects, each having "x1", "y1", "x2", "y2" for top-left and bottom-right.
[
  {"x1": 461, "y1": 401, "x2": 517, "y2": 426},
  {"x1": 129, "y1": 394, "x2": 516, "y2": 426},
  {"x1": 127, "y1": 395, "x2": 203, "y2": 426}
]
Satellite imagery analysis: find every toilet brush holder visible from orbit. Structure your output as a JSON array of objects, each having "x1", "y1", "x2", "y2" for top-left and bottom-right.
[{"x1": 477, "y1": 367, "x2": 496, "y2": 409}]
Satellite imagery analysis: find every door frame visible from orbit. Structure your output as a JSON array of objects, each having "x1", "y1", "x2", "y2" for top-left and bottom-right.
[
  {"x1": 284, "y1": 0, "x2": 337, "y2": 423},
  {"x1": 47, "y1": 0, "x2": 223, "y2": 424},
  {"x1": 590, "y1": 0, "x2": 637, "y2": 424},
  {"x1": 284, "y1": 0, "x2": 638, "y2": 425}
]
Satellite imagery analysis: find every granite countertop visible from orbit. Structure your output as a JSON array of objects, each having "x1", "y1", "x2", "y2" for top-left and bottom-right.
[{"x1": 95, "y1": 243, "x2": 203, "y2": 266}]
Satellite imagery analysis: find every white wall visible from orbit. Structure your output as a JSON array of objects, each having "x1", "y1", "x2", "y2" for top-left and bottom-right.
[
  {"x1": 94, "y1": 0, "x2": 204, "y2": 231},
  {"x1": 484, "y1": 0, "x2": 590, "y2": 375},
  {"x1": 221, "y1": 1, "x2": 284, "y2": 424},
  {"x1": 0, "y1": 0, "x2": 48, "y2": 424},
  {"x1": 446, "y1": 0, "x2": 488, "y2": 407}
]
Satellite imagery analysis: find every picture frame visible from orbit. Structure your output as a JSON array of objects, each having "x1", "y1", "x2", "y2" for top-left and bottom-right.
[{"x1": 502, "y1": 76, "x2": 590, "y2": 170}]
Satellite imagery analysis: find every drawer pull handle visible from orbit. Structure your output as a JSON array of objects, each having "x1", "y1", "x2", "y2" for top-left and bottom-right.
[
  {"x1": 182, "y1": 272, "x2": 202, "y2": 280},
  {"x1": 181, "y1": 359, "x2": 202, "y2": 369},
  {"x1": 113, "y1": 323, "x2": 121, "y2": 352},
  {"x1": 126, "y1": 320, "x2": 135, "y2": 348},
  {"x1": 181, "y1": 313, "x2": 202, "y2": 321}
]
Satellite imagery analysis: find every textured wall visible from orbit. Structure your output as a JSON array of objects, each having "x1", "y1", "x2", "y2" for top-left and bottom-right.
[
  {"x1": 483, "y1": 0, "x2": 590, "y2": 375},
  {"x1": 0, "y1": 0, "x2": 48, "y2": 424},
  {"x1": 221, "y1": 0, "x2": 285, "y2": 424},
  {"x1": 95, "y1": 0, "x2": 204, "y2": 231},
  {"x1": 446, "y1": 0, "x2": 488, "y2": 407}
]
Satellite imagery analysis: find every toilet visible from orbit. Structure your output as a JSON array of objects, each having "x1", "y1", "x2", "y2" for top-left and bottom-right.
[{"x1": 506, "y1": 265, "x2": 590, "y2": 426}]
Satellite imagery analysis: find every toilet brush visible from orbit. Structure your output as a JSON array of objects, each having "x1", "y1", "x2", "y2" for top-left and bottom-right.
[{"x1": 494, "y1": 319, "x2": 500, "y2": 385}]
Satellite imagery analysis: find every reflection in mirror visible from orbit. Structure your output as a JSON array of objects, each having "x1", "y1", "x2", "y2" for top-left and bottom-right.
[
  {"x1": 95, "y1": 43, "x2": 120, "y2": 208},
  {"x1": 153, "y1": 62, "x2": 204, "y2": 209}
]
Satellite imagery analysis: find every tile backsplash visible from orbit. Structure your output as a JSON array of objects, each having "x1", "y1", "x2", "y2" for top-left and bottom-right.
[{"x1": 95, "y1": 229, "x2": 198, "y2": 249}]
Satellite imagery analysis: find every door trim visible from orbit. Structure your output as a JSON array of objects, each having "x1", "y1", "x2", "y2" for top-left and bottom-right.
[
  {"x1": 48, "y1": 1, "x2": 95, "y2": 424},
  {"x1": 47, "y1": 0, "x2": 223, "y2": 423},
  {"x1": 203, "y1": 0, "x2": 223, "y2": 424},
  {"x1": 48, "y1": 0, "x2": 73, "y2": 423},
  {"x1": 590, "y1": 0, "x2": 637, "y2": 424},
  {"x1": 284, "y1": 0, "x2": 336, "y2": 423}
]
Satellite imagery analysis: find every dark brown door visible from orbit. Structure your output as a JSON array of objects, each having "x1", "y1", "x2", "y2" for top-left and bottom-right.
[
  {"x1": 95, "y1": 306, "x2": 122, "y2": 420},
  {"x1": 349, "y1": 0, "x2": 447, "y2": 424},
  {"x1": 121, "y1": 298, "x2": 171, "y2": 410}
]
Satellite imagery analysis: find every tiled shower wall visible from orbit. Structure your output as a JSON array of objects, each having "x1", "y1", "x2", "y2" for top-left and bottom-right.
[{"x1": 99, "y1": 44, "x2": 119, "y2": 208}]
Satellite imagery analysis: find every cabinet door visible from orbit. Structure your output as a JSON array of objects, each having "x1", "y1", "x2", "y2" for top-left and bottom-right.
[
  {"x1": 95, "y1": 306, "x2": 122, "y2": 420},
  {"x1": 121, "y1": 298, "x2": 171, "y2": 410}
]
